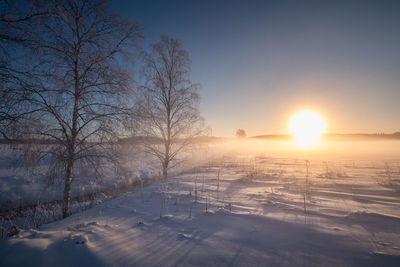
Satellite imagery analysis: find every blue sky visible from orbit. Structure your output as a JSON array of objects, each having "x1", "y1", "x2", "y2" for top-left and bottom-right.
[{"x1": 111, "y1": 0, "x2": 400, "y2": 136}]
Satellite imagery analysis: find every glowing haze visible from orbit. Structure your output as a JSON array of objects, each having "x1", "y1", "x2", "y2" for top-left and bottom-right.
[{"x1": 111, "y1": 0, "x2": 400, "y2": 136}]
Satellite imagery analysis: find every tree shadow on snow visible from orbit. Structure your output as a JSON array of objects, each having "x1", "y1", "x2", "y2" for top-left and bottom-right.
[
  {"x1": 147, "y1": 212, "x2": 400, "y2": 267},
  {"x1": 0, "y1": 235, "x2": 108, "y2": 267}
]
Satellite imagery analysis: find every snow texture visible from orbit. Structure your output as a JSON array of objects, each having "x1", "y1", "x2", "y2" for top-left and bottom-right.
[{"x1": 1, "y1": 140, "x2": 400, "y2": 266}]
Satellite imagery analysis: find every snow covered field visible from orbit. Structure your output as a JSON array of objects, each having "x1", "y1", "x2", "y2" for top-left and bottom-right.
[{"x1": 1, "y1": 140, "x2": 400, "y2": 266}]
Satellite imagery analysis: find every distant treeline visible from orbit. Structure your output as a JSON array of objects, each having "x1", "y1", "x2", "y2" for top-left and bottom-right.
[{"x1": 0, "y1": 139, "x2": 60, "y2": 145}]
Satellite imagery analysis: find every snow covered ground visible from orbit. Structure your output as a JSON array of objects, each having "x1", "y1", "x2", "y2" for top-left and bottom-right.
[{"x1": 1, "y1": 140, "x2": 400, "y2": 266}]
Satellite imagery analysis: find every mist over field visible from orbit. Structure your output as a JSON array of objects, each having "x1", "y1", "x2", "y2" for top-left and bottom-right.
[
  {"x1": 217, "y1": 139, "x2": 400, "y2": 161},
  {"x1": 2, "y1": 138, "x2": 400, "y2": 266}
]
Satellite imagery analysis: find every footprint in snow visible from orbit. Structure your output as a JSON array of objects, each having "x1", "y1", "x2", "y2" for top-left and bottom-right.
[
  {"x1": 67, "y1": 234, "x2": 88, "y2": 246},
  {"x1": 136, "y1": 221, "x2": 145, "y2": 226},
  {"x1": 176, "y1": 233, "x2": 192, "y2": 240}
]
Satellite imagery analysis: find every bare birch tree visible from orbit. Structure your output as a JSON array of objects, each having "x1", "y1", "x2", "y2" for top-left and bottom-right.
[
  {"x1": 139, "y1": 36, "x2": 204, "y2": 178},
  {"x1": 4, "y1": 0, "x2": 142, "y2": 218}
]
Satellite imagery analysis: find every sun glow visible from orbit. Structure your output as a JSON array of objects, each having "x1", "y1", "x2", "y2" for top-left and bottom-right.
[{"x1": 289, "y1": 110, "x2": 326, "y2": 148}]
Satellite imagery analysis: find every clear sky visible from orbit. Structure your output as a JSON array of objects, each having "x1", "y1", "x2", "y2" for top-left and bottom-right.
[{"x1": 111, "y1": 0, "x2": 400, "y2": 137}]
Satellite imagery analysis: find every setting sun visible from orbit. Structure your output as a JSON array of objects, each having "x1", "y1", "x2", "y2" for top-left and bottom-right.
[{"x1": 289, "y1": 110, "x2": 326, "y2": 148}]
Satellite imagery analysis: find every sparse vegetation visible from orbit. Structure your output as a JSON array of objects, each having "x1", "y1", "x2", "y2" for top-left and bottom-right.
[{"x1": 378, "y1": 162, "x2": 400, "y2": 193}]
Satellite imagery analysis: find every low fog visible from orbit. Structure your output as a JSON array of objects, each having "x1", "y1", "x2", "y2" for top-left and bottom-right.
[{"x1": 210, "y1": 139, "x2": 400, "y2": 161}]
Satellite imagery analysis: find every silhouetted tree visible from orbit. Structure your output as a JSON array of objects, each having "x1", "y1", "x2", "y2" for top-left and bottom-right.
[
  {"x1": 3, "y1": 0, "x2": 142, "y2": 218},
  {"x1": 236, "y1": 129, "x2": 246, "y2": 138},
  {"x1": 139, "y1": 36, "x2": 204, "y2": 178}
]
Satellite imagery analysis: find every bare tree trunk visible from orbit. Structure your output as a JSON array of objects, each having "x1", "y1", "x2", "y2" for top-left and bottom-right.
[
  {"x1": 62, "y1": 63, "x2": 79, "y2": 217},
  {"x1": 62, "y1": 120, "x2": 78, "y2": 218},
  {"x1": 162, "y1": 163, "x2": 168, "y2": 178},
  {"x1": 62, "y1": 157, "x2": 74, "y2": 218},
  {"x1": 163, "y1": 137, "x2": 170, "y2": 178}
]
